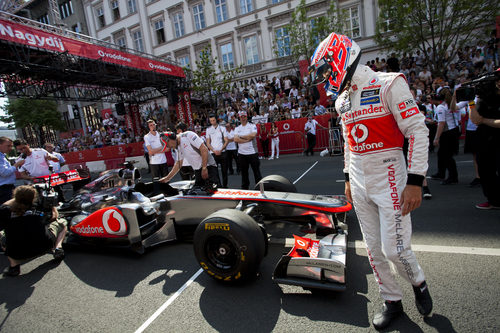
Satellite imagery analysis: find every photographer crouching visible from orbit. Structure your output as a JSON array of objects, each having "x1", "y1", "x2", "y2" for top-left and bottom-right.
[{"x1": 0, "y1": 185, "x2": 67, "y2": 277}]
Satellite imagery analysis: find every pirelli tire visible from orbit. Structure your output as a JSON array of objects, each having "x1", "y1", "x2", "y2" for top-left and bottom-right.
[
  {"x1": 193, "y1": 209, "x2": 266, "y2": 282},
  {"x1": 254, "y1": 175, "x2": 297, "y2": 193}
]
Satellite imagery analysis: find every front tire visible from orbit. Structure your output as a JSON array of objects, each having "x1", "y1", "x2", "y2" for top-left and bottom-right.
[
  {"x1": 193, "y1": 209, "x2": 266, "y2": 282},
  {"x1": 254, "y1": 175, "x2": 297, "y2": 193}
]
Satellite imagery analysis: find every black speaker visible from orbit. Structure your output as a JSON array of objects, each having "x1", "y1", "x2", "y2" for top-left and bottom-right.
[
  {"x1": 115, "y1": 102, "x2": 126, "y2": 115},
  {"x1": 168, "y1": 89, "x2": 179, "y2": 105}
]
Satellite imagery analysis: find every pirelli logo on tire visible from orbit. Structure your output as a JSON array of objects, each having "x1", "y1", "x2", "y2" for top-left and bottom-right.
[{"x1": 205, "y1": 223, "x2": 230, "y2": 231}]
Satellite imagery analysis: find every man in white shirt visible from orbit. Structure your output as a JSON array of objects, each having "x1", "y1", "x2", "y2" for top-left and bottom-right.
[
  {"x1": 314, "y1": 100, "x2": 327, "y2": 115},
  {"x1": 225, "y1": 122, "x2": 240, "y2": 175},
  {"x1": 14, "y1": 139, "x2": 59, "y2": 179},
  {"x1": 159, "y1": 131, "x2": 220, "y2": 188},
  {"x1": 206, "y1": 114, "x2": 229, "y2": 188},
  {"x1": 430, "y1": 93, "x2": 459, "y2": 184},
  {"x1": 44, "y1": 142, "x2": 67, "y2": 202},
  {"x1": 144, "y1": 120, "x2": 169, "y2": 181},
  {"x1": 234, "y1": 111, "x2": 262, "y2": 189},
  {"x1": 304, "y1": 114, "x2": 327, "y2": 156}
]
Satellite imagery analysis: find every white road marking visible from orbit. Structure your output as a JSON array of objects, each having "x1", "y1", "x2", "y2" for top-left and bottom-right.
[
  {"x1": 281, "y1": 238, "x2": 500, "y2": 256},
  {"x1": 336, "y1": 179, "x2": 345, "y2": 183},
  {"x1": 134, "y1": 268, "x2": 204, "y2": 333},
  {"x1": 293, "y1": 161, "x2": 319, "y2": 184},
  {"x1": 134, "y1": 162, "x2": 321, "y2": 332}
]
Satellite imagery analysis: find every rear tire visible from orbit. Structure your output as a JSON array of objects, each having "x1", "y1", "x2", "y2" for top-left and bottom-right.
[
  {"x1": 254, "y1": 175, "x2": 297, "y2": 193},
  {"x1": 193, "y1": 209, "x2": 266, "y2": 282}
]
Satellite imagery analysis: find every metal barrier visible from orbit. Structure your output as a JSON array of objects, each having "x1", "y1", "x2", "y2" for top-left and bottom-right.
[
  {"x1": 258, "y1": 131, "x2": 306, "y2": 155},
  {"x1": 314, "y1": 128, "x2": 344, "y2": 156}
]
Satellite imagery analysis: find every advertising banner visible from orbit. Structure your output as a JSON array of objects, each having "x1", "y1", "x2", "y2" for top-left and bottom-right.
[
  {"x1": 182, "y1": 91, "x2": 194, "y2": 128},
  {"x1": 0, "y1": 19, "x2": 185, "y2": 77}
]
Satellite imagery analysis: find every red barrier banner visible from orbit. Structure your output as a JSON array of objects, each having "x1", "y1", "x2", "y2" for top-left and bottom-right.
[
  {"x1": 256, "y1": 114, "x2": 332, "y2": 155},
  {"x1": 63, "y1": 142, "x2": 143, "y2": 164},
  {"x1": 0, "y1": 19, "x2": 184, "y2": 78},
  {"x1": 183, "y1": 91, "x2": 194, "y2": 128}
]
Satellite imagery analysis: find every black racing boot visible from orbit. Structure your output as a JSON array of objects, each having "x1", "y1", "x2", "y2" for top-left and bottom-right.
[
  {"x1": 372, "y1": 300, "x2": 404, "y2": 330},
  {"x1": 413, "y1": 281, "x2": 433, "y2": 316}
]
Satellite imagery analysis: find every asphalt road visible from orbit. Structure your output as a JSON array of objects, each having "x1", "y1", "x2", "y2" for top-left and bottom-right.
[{"x1": 1, "y1": 151, "x2": 499, "y2": 332}]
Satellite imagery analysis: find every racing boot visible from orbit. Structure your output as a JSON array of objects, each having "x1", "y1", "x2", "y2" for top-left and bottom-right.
[
  {"x1": 372, "y1": 300, "x2": 403, "y2": 330},
  {"x1": 413, "y1": 281, "x2": 433, "y2": 316}
]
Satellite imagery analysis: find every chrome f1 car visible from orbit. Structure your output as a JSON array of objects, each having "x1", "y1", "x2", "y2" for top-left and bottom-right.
[{"x1": 59, "y1": 162, "x2": 352, "y2": 291}]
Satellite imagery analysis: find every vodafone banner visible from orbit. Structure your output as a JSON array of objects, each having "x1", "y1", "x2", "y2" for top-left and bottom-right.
[
  {"x1": 182, "y1": 91, "x2": 194, "y2": 128},
  {"x1": 176, "y1": 93, "x2": 185, "y2": 123},
  {"x1": 101, "y1": 108, "x2": 112, "y2": 120},
  {"x1": 0, "y1": 19, "x2": 185, "y2": 78}
]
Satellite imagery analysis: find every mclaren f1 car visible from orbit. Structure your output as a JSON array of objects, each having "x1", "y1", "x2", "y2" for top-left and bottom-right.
[{"x1": 58, "y1": 162, "x2": 352, "y2": 291}]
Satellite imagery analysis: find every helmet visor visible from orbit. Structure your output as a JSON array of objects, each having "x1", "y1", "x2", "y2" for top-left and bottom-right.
[{"x1": 309, "y1": 57, "x2": 333, "y2": 85}]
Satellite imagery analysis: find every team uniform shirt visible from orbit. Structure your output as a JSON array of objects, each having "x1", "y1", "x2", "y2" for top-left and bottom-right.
[
  {"x1": 226, "y1": 129, "x2": 237, "y2": 151},
  {"x1": 435, "y1": 102, "x2": 459, "y2": 130},
  {"x1": 206, "y1": 125, "x2": 228, "y2": 152},
  {"x1": 176, "y1": 131, "x2": 215, "y2": 170},
  {"x1": 304, "y1": 119, "x2": 319, "y2": 135},
  {"x1": 17, "y1": 148, "x2": 51, "y2": 177},
  {"x1": 49, "y1": 151, "x2": 65, "y2": 173},
  {"x1": 234, "y1": 123, "x2": 258, "y2": 155},
  {"x1": 144, "y1": 132, "x2": 167, "y2": 165}
]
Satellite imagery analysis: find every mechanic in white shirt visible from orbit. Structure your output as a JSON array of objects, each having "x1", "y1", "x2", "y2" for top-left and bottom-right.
[
  {"x1": 144, "y1": 119, "x2": 169, "y2": 181},
  {"x1": 14, "y1": 139, "x2": 59, "y2": 178},
  {"x1": 160, "y1": 130, "x2": 220, "y2": 188},
  {"x1": 234, "y1": 110, "x2": 262, "y2": 189},
  {"x1": 225, "y1": 122, "x2": 240, "y2": 175},
  {"x1": 174, "y1": 122, "x2": 195, "y2": 181},
  {"x1": 205, "y1": 114, "x2": 229, "y2": 188}
]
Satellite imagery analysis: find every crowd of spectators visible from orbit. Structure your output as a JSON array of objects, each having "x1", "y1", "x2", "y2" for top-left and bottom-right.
[{"x1": 52, "y1": 31, "x2": 498, "y2": 155}]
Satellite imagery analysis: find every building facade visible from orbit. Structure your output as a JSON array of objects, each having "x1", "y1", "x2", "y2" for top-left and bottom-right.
[{"x1": 83, "y1": 0, "x2": 385, "y2": 88}]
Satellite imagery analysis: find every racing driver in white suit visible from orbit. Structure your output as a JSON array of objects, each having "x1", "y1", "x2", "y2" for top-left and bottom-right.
[{"x1": 309, "y1": 33, "x2": 432, "y2": 330}]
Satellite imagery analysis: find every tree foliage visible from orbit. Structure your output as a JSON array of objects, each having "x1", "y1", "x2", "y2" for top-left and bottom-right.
[
  {"x1": 186, "y1": 46, "x2": 242, "y2": 107},
  {"x1": 1, "y1": 98, "x2": 66, "y2": 145},
  {"x1": 280, "y1": 0, "x2": 346, "y2": 67},
  {"x1": 374, "y1": 0, "x2": 497, "y2": 76}
]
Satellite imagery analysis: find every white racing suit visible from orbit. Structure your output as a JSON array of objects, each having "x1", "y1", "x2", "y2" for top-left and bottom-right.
[{"x1": 335, "y1": 65, "x2": 429, "y2": 301}]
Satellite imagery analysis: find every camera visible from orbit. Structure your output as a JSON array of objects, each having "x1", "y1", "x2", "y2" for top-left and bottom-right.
[{"x1": 456, "y1": 72, "x2": 499, "y2": 102}]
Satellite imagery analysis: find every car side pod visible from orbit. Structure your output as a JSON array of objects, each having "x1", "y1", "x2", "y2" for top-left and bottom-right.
[{"x1": 273, "y1": 233, "x2": 347, "y2": 292}]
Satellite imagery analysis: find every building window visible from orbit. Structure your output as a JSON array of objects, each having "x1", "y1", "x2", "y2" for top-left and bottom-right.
[
  {"x1": 96, "y1": 7, "x2": 105, "y2": 28},
  {"x1": 244, "y1": 35, "x2": 259, "y2": 65},
  {"x1": 127, "y1": 0, "x2": 137, "y2": 14},
  {"x1": 215, "y1": 0, "x2": 228, "y2": 23},
  {"x1": 132, "y1": 30, "x2": 144, "y2": 52},
  {"x1": 275, "y1": 26, "x2": 290, "y2": 57},
  {"x1": 344, "y1": 6, "x2": 361, "y2": 38},
  {"x1": 178, "y1": 55, "x2": 190, "y2": 68},
  {"x1": 38, "y1": 14, "x2": 50, "y2": 25},
  {"x1": 220, "y1": 42, "x2": 234, "y2": 70},
  {"x1": 59, "y1": 1, "x2": 74, "y2": 19},
  {"x1": 173, "y1": 12, "x2": 185, "y2": 38},
  {"x1": 240, "y1": 0, "x2": 252, "y2": 15},
  {"x1": 192, "y1": 4, "x2": 206, "y2": 30},
  {"x1": 154, "y1": 20, "x2": 166, "y2": 44},
  {"x1": 271, "y1": 0, "x2": 284, "y2": 4},
  {"x1": 110, "y1": 0, "x2": 120, "y2": 21},
  {"x1": 114, "y1": 33, "x2": 126, "y2": 48}
]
